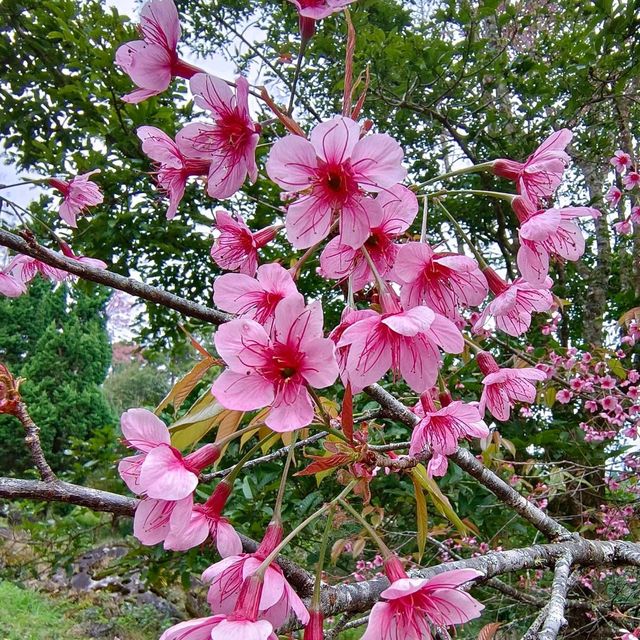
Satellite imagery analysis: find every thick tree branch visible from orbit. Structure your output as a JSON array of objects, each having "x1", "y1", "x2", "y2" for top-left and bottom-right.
[
  {"x1": 1, "y1": 476, "x2": 639, "y2": 623},
  {"x1": 0, "y1": 228, "x2": 231, "y2": 325},
  {"x1": 364, "y1": 384, "x2": 572, "y2": 541},
  {"x1": 537, "y1": 552, "x2": 574, "y2": 640}
]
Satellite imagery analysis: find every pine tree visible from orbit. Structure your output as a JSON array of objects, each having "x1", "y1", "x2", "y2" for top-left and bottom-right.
[{"x1": 0, "y1": 280, "x2": 114, "y2": 472}]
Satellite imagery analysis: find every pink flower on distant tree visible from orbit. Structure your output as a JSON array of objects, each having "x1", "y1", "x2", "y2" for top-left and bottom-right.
[
  {"x1": 631, "y1": 206, "x2": 640, "y2": 224},
  {"x1": 610, "y1": 150, "x2": 632, "y2": 174},
  {"x1": 394, "y1": 243, "x2": 487, "y2": 320},
  {"x1": 266, "y1": 116, "x2": 406, "y2": 249},
  {"x1": 410, "y1": 393, "x2": 489, "y2": 477},
  {"x1": 605, "y1": 186, "x2": 622, "y2": 207},
  {"x1": 211, "y1": 296, "x2": 338, "y2": 432},
  {"x1": 361, "y1": 556, "x2": 484, "y2": 640},
  {"x1": 115, "y1": 0, "x2": 200, "y2": 103},
  {"x1": 556, "y1": 389, "x2": 573, "y2": 404},
  {"x1": 48, "y1": 170, "x2": 103, "y2": 227},
  {"x1": 623, "y1": 171, "x2": 640, "y2": 190},
  {"x1": 319, "y1": 185, "x2": 418, "y2": 290},
  {"x1": 473, "y1": 268, "x2": 554, "y2": 337},
  {"x1": 477, "y1": 351, "x2": 545, "y2": 421},
  {"x1": 118, "y1": 408, "x2": 220, "y2": 500},
  {"x1": 613, "y1": 219, "x2": 632, "y2": 235},
  {"x1": 210, "y1": 210, "x2": 280, "y2": 275},
  {"x1": 337, "y1": 291, "x2": 464, "y2": 393},
  {"x1": 493, "y1": 129, "x2": 572, "y2": 203},
  {"x1": 512, "y1": 196, "x2": 600, "y2": 286},
  {"x1": 138, "y1": 126, "x2": 210, "y2": 219},
  {"x1": 213, "y1": 263, "x2": 300, "y2": 332},
  {"x1": 178, "y1": 74, "x2": 260, "y2": 199}
]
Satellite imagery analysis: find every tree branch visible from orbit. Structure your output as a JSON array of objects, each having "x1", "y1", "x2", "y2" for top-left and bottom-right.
[
  {"x1": 0, "y1": 228, "x2": 231, "y2": 325},
  {"x1": 364, "y1": 383, "x2": 572, "y2": 541},
  {"x1": 13, "y1": 402, "x2": 56, "y2": 482},
  {"x1": 537, "y1": 552, "x2": 574, "y2": 640}
]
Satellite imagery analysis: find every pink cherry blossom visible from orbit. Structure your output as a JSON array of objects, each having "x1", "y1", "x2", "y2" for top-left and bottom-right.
[
  {"x1": 329, "y1": 306, "x2": 379, "y2": 392},
  {"x1": 410, "y1": 393, "x2": 489, "y2": 477},
  {"x1": 118, "y1": 408, "x2": 219, "y2": 500},
  {"x1": 138, "y1": 126, "x2": 210, "y2": 219},
  {"x1": 610, "y1": 150, "x2": 632, "y2": 174},
  {"x1": 266, "y1": 116, "x2": 406, "y2": 249},
  {"x1": 115, "y1": 0, "x2": 200, "y2": 103},
  {"x1": 59, "y1": 242, "x2": 108, "y2": 270},
  {"x1": 49, "y1": 170, "x2": 103, "y2": 227},
  {"x1": 288, "y1": 0, "x2": 356, "y2": 20},
  {"x1": 477, "y1": 351, "x2": 546, "y2": 421},
  {"x1": 133, "y1": 495, "x2": 193, "y2": 546},
  {"x1": 622, "y1": 171, "x2": 640, "y2": 190},
  {"x1": 493, "y1": 129, "x2": 572, "y2": 203},
  {"x1": 394, "y1": 242, "x2": 487, "y2": 320},
  {"x1": 210, "y1": 210, "x2": 280, "y2": 276},
  {"x1": 203, "y1": 523, "x2": 309, "y2": 628},
  {"x1": 512, "y1": 196, "x2": 600, "y2": 286},
  {"x1": 606, "y1": 186, "x2": 622, "y2": 207},
  {"x1": 178, "y1": 74, "x2": 260, "y2": 199},
  {"x1": 213, "y1": 263, "x2": 301, "y2": 332},
  {"x1": 319, "y1": 185, "x2": 418, "y2": 290},
  {"x1": 631, "y1": 206, "x2": 640, "y2": 224},
  {"x1": 337, "y1": 293, "x2": 464, "y2": 393},
  {"x1": 0, "y1": 271, "x2": 26, "y2": 297},
  {"x1": 361, "y1": 557, "x2": 484, "y2": 640},
  {"x1": 613, "y1": 219, "x2": 633, "y2": 235},
  {"x1": 6, "y1": 255, "x2": 67, "y2": 285},
  {"x1": 164, "y1": 481, "x2": 242, "y2": 555},
  {"x1": 556, "y1": 389, "x2": 572, "y2": 404},
  {"x1": 473, "y1": 268, "x2": 554, "y2": 337},
  {"x1": 211, "y1": 296, "x2": 338, "y2": 432}
]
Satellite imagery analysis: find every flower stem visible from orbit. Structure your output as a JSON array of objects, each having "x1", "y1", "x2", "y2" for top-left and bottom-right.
[
  {"x1": 312, "y1": 511, "x2": 334, "y2": 607},
  {"x1": 419, "y1": 188, "x2": 515, "y2": 202},
  {"x1": 338, "y1": 498, "x2": 394, "y2": 558},
  {"x1": 307, "y1": 385, "x2": 347, "y2": 442},
  {"x1": 255, "y1": 481, "x2": 356, "y2": 577},
  {"x1": 415, "y1": 161, "x2": 496, "y2": 188},
  {"x1": 419, "y1": 195, "x2": 428, "y2": 243},
  {"x1": 0, "y1": 179, "x2": 47, "y2": 190},
  {"x1": 272, "y1": 431, "x2": 298, "y2": 522},
  {"x1": 435, "y1": 199, "x2": 488, "y2": 269}
]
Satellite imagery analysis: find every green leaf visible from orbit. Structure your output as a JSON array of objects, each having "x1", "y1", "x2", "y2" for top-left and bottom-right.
[{"x1": 412, "y1": 474, "x2": 428, "y2": 562}]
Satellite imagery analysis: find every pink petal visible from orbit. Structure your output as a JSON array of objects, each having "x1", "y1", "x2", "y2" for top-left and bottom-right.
[
  {"x1": 286, "y1": 193, "x2": 333, "y2": 249},
  {"x1": 301, "y1": 338, "x2": 339, "y2": 388},
  {"x1": 210, "y1": 619, "x2": 273, "y2": 640},
  {"x1": 273, "y1": 296, "x2": 324, "y2": 345},
  {"x1": 159, "y1": 616, "x2": 220, "y2": 640},
  {"x1": 350, "y1": 134, "x2": 406, "y2": 190},
  {"x1": 382, "y1": 307, "x2": 434, "y2": 337},
  {"x1": 266, "y1": 136, "x2": 317, "y2": 190},
  {"x1": 138, "y1": 126, "x2": 183, "y2": 167},
  {"x1": 140, "y1": 0, "x2": 181, "y2": 50},
  {"x1": 339, "y1": 195, "x2": 378, "y2": 249},
  {"x1": 189, "y1": 73, "x2": 234, "y2": 117},
  {"x1": 207, "y1": 150, "x2": 248, "y2": 199},
  {"x1": 309, "y1": 116, "x2": 360, "y2": 164},
  {"x1": 426, "y1": 313, "x2": 464, "y2": 353},
  {"x1": 0, "y1": 273, "x2": 26, "y2": 297},
  {"x1": 213, "y1": 273, "x2": 263, "y2": 314},
  {"x1": 175, "y1": 122, "x2": 218, "y2": 159},
  {"x1": 361, "y1": 602, "x2": 391, "y2": 640},
  {"x1": 164, "y1": 507, "x2": 210, "y2": 550},
  {"x1": 423, "y1": 568, "x2": 484, "y2": 589},
  {"x1": 214, "y1": 319, "x2": 270, "y2": 372},
  {"x1": 122, "y1": 87, "x2": 163, "y2": 103},
  {"x1": 118, "y1": 453, "x2": 145, "y2": 494},
  {"x1": 115, "y1": 40, "x2": 172, "y2": 91},
  {"x1": 377, "y1": 184, "x2": 419, "y2": 233},
  {"x1": 394, "y1": 242, "x2": 432, "y2": 283},
  {"x1": 266, "y1": 385, "x2": 315, "y2": 432},
  {"x1": 517, "y1": 241, "x2": 550, "y2": 286},
  {"x1": 399, "y1": 335, "x2": 439, "y2": 392},
  {"x1": 427, "y1": 588, "x2": 484, "y2": 625},
  {"x1": 139, "y1": 444, "x2": 198, "y2": 500},
  {"x1": 134, "y1": 495, "x2": 192, "y2": 546},
  {"x1": 211, "y1": 370, "x2": 275, "y2": 411},
  {"x1": 121, "y1": 408, "x2": 170, "y2": 452},
  {"x1": 319, "y1": 237, "x2": 358, "y2": 280},
  {"x1": 216, "y1": 520, "x2": 243, "y2": 557}
]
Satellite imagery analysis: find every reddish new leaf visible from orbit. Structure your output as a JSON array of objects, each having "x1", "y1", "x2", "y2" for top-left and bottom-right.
[
  {"x1": 295, "y1": 453, "x2": 353, "y2": 477},
  {"x1": 342, "y1": 383, "x2": 354, "y2": 444}
]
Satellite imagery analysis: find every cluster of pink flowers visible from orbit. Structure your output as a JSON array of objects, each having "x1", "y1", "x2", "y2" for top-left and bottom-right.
[{"x1": 606, "y1": 149, "x2": 639, "y2": 235}]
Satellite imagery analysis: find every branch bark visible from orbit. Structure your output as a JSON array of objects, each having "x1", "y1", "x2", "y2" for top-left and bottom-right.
[
  {"x1": 13, "y1": 402, "x2": 56, "y2": 482},
  {"x1": 0, "y1": 229, "x2": 231, "y2": 325},
  {"x1": 537, "y1": 552, "x2": 573, "y2": 640}
]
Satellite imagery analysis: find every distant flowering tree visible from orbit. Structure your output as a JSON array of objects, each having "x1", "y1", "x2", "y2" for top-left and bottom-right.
[{"x1": 0, "y1": 1, "x2": 639, "y2": 639}]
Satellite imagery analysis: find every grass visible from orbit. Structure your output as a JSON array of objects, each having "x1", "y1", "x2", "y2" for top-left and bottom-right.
[
  {"x1": 0, "y1": 581, "x2": 79, "y2": 640},
  {"x1": 0, "y1": 581, "x2": 173, "y2": 640}
]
